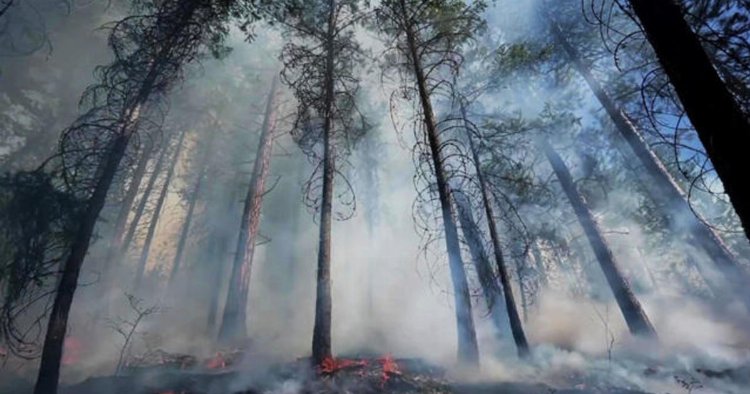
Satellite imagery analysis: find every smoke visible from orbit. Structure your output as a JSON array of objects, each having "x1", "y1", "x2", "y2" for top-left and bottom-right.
[{"x1": 1, "y1": 1, "x2": 750, "y2": 394}]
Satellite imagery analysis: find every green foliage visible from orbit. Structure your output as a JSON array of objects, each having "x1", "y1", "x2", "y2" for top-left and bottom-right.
[
  {"x1": 493, "y1": 42, "x2": 553, "y2": 76},
  {"x1": 0, "y1": 172, "x2": 78, "y2": 285},
  {"x1": 0, "y1": 170, "x2": 81, "y2": 354},
  {"x1": 280, "y1": 0, "x2": 372, "y2": 217}
]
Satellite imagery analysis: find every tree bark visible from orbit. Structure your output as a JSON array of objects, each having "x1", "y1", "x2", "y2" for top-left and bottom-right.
[
  {"x1": 400, "y1": 0, "x2": 479, "y2": 365},
  {"x1": 627, "y1": 0, "x2": 750, "y2": 242},
  {"x1": 542, "y1": 140, "x2": 657, "y2": 338},
  {"x1": 134, "y1": 128, "x2": 187, "y2": 289},
  {"x1": 461, "y1": 104, "x2": 530, "y2": 357},
  {"x1": 548, "y1": 19, "x2": 749, "y2": 299},
  {"x1": 218, "y1": 75, "x2": 280, "y2": 344},
  {"x1": 453, "y1": 191, "x2": 507, "y2": 342},
  {"x1": 311, "y1": 0, "x2": 337, "y2": 365}
]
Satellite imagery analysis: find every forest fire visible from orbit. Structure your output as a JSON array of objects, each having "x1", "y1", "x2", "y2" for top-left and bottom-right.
[
  {"x1": 315, "y1": 354, "x2": 405, "y2": 389},
  {"x1": 318, "y1": 356, "x2": 369, "y2": 374},
  {"x1": 379, "y1": 354, "x2": 402, "y2": 386},
  {"x1": 204, "y1": 352, "x2": 227, "y2": 370},
  {"x1": 3, "y1": 0, "x2": 750, "y2": 393}
]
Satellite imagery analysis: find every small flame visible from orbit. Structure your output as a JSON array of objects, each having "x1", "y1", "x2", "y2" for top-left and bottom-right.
[
  {"x1": 205, "y1": 352, "x2": 227, "y2": 369},
  {"x1": 379, "y1": 354, "x2": 401, "y2": 387},
  {"x1": 318, "y1": 356, "x2": 368, "y2": 374}
]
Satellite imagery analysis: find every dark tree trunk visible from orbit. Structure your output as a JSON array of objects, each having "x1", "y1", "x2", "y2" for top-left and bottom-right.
[
  {"x1": 33, "y1": 3, "x2": 199, "y2": 391},
  {"x1": 543, "y1": 141, "x2": 657, "y2": 338},
  {"x1": 97, "y1": 141, "x2": 155, "y2": 288},
  {"x1": 168, "y1": 137, "x2": 213, "y2": 287},
  {"x1": 461, "y1": 104, "x2": 529, "y2": 357},
  {"x1": 33, "y1": 134, "x2": 133, "y2": 394},
  {"x1": 453, "y1": 190, "x2": 507, "y2": 342},
  {"x1": 311, "y1": 0, "x2": 337, "y2": 365},
  {"x1": 400, "y1": 0, "x2": 479, "y2": 365},
  {"x1": 111, "y1": 141, "x2": 155, "y2": 255},
  {"x1": 206, "y1": 192, "x2": 238, "y2": 334},
  {"x1": 120, "y1": 139, "x2": 171, "y2": 257},
  {"x1": 627, "y1": 0, "x2": 750, "y2": 242},
  {"x1": 218, "y1": 76, "x2": 280, "y2": 344},
  {"x1": 89, "y1": 140, "x2": 156, "y2": 324},
  {"x1": 548, "y1": 20, "x2": 750, "y2": 299},
  {"x1": 134, "y1": 128, "x2": 187, "y2": 288},
  {"x1": 0, "y1": 0, "x2": 14, "y2": 18}
]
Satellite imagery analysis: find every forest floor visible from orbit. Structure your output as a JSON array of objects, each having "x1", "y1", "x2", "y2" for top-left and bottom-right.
[
  {"x1": 3, "y1": 349, "x2": 749, "y2": 393},
  {"x1": 56, "y1": 355, "x2": 653, "y2": 394}
]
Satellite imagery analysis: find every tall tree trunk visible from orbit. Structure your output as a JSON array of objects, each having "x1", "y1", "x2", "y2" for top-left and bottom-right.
[
  {"x1": 400, "y1": 0, "x2": 479, "y2": 365},
  {"x1": 311, "y1": 0, "x2": 337, "y2": 365},
  {"x1": 542, "y1": 141, "x2": 657, "y2": 338},
  {"x1": 134, "y1": 128, "x2": 187, "y2": 288},
  {"x1": 94, "y1": 142, "x2": 154, "y2": 288},
  {"x1": 33, "y1": 4, "x2": 199, "y2": 391},
  {"x1": 90, "y1": 139, "x2": 155, "y2": 323},
  {"x1": 461, "y1": 104, "x2": 530, "y2": 357},
  {"x1": 218, "y1": 75, "x2": 280, "y2": 344},
  {"x1": 548, "y1": 19, "x2": 749, "y2": 298},
  {"x1": 453, "y1": 190, "x2": 507, "y2": 342},
  {"x1": 33, "y1": 133, "x2": 133, "y2": 394},
  {"x1": 120, "y1": 139, "x2": 171, "y2": 257},
  {"x1": 110, "y1": 140, "x2": 155, "y2": 257},
  {"x1": 628, "y1": 0, "x2": 750, "y2": 242},
  {"x1": 168, "y1": 136, "x2": 213, "y2": 287},
  {"x1": 206, "y1": 189, "x2": 238, "y2": 334}
]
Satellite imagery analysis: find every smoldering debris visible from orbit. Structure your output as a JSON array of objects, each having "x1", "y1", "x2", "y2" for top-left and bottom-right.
[{"x1": 58, "y1": 352, "x2": 659, "y2": 394}]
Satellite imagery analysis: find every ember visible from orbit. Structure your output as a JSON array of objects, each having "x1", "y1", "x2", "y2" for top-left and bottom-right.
[
  {"x1": 318, "y1": 356, "x2": 369, "y2": 374},
  {"x1": 205, "y1": 352, "x2": 226, "y2": 369},
  {"x1": 315, "y1": 354, "x2": 404, "y2": 388},
  {"x1": 379, "y1": 354, "x2": 401, "y2": 387}
]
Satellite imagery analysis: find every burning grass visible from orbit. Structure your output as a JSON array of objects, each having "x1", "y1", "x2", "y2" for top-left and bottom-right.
[{"x1": 61, "y1": 350, "x2": 453, "y2": 394}]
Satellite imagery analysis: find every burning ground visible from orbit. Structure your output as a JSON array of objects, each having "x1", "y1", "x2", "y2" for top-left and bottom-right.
[{"x1": 3, "y1": 340, "x2": 750, "y2": 393}]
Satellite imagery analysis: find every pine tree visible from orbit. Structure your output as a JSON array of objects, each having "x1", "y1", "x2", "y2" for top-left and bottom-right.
[
  {"x1": 32, "y1": 1, "x2": 279, "y2": 391},
  {"x1": 218, "y1": 75, "x2": 281, "y2": 344},
  {"x1": 375, "y1": 0, "x2": 487, "y2": 366},
  {"x1": 626, "y1": 0, "x2": 750, "y2": 242},
  {"x1": 281, "y1": 0, "x2": 369, "y2": 364},
  {"x1": 542, "y1": 140, "x2": 657, "y2": 338}
]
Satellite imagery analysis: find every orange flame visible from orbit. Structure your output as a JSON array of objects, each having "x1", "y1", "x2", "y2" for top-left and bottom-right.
[
  {"x1": 379, "y1": 354, "x2": 401, "y2": 387},
  {"x1": 205, "y1": 352, "x2": 227, "y2": 369},
  {"x1": 318, "y1": 356, "x2": 368, "y2": 374}
]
